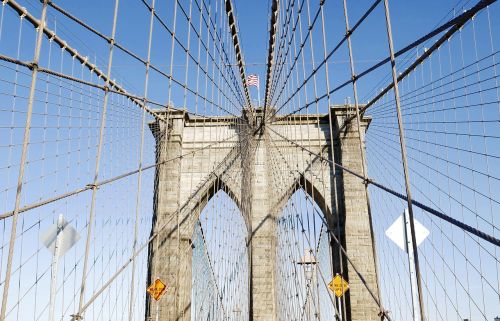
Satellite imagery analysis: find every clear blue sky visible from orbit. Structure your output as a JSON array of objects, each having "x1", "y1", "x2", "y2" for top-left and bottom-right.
[{"x1": 9, "y1": 0, "x2": 494, "y2": 110}]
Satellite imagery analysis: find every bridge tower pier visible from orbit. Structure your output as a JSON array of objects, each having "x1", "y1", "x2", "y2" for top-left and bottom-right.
[{"x1": 146, "y1": 106, "x2": 380, "y2": 321}]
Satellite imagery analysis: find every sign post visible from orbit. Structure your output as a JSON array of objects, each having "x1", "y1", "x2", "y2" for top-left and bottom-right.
[
  {"x1": 48, "y1": 215, "x2": 63, "y2": 321},
  {"x1": 385, "y1": 209, "x2": 429, "y2": 321},
  {"x1": 328, "y1": 273, "x2": 349, "y2": 321},
  {"x1": 40, "y1": 214, "x2": 80, "y2": 321},
  {"x1": 404, "y1": 208, "x2": 421, "y2": 321}
]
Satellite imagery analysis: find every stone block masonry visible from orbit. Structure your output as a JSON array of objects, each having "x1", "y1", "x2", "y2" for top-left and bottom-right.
[{"x1": 146, "y1": 106, "x2": 380, "y2": 321}]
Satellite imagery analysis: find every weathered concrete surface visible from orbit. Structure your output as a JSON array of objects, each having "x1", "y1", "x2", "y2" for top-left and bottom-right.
[{"x1": 146, "y1": 106, "x2": 380, "y2": 321}]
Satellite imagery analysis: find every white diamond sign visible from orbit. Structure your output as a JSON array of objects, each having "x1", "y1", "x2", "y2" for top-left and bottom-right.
[
  {"x1": 40, "y1": 216, "x2": 80, "y2": 257},
  {"x1": 385, "y1": 210, "x2": 429, "y2": 251}
]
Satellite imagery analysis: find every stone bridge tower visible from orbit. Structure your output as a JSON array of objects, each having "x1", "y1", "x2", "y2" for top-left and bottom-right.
[{"x1": 146, "y1": 106, "x2": 380, "y2": 321}]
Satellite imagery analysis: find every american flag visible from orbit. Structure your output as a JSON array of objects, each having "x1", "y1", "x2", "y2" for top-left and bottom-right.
[{"x1": 247, "y1": 74, "x2": 259, "y2": 88}]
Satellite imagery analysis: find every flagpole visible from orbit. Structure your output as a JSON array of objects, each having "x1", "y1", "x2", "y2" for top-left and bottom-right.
[{"x1": 257, "y1": 85, "x2": 261, "y2": 107}]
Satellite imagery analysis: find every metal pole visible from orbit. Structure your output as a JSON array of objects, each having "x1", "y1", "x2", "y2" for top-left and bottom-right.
[
  {"x1": 403, "y1": 209, "x2": 420, "y2": 321},
  {"x1": 313, "y1": 262, "x2": 319, "y2": 321},
  {"x1": 48, "y1": 214, "x2": 64, "y2": 321},
  {"x1": 382, "y1": 1, "x2": 425, "y2": 320},
  {"x1": 72, "y1": 1, "x2": 120, "y2": 320},
  {"x1": 0, "y1": 1, "x2": 49, "y2": 320},
  {"x1": 335, "y1": 273, "x2": 343, "y2": 321},
  {"x1": 257, "y1": 84, "x2": 261, "y2": 107}
]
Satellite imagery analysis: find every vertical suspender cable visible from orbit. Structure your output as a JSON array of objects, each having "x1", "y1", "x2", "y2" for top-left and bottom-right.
[
  {"x1": 72, "y1": 1, "x2": 120, "y2": 320},
  {"x1": 341, "y1": 0, "x2": 384, "y2": 318},
  {"x1": 382, "y1": 1, "x2": 426, "y2": 320},
  {"x1": 320, "y1": 2, "x2": 347, "y2": 317},
  {"x1": 0, "y1": 1, "x2": 49, "y2": 320},
  {"x1": 127, "y1": 0, "x2": 156, "y2": 320}
]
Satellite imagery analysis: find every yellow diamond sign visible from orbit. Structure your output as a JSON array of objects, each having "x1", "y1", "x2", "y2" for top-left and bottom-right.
[
  {"x1": 328, "y1": 275, "x2": 349, "y2": 298},
  {"x1": 147, "y1": 278, "x2": 167, "y2": 301}
]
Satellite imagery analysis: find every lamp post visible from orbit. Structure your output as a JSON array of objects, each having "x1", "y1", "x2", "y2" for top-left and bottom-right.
[
  {"x1": 297, "y1": 249, "x2": 318, "y2": 321},
  {"x1": 233, "y1": 306, "x2": 242, "y2": 321}
]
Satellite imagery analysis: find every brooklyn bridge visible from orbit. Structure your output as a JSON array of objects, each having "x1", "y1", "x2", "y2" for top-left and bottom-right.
[{"x1": 0, "y1": 0, "x2": 498, "y2": 320}]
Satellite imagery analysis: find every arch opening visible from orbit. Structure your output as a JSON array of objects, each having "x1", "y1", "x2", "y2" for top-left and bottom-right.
[
  {"x1": 275, "y1": 188, "x2": 336, "y2": 321},
  {"x1": 191, "y1": 189, "x2": 249, "y2": 321}
]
